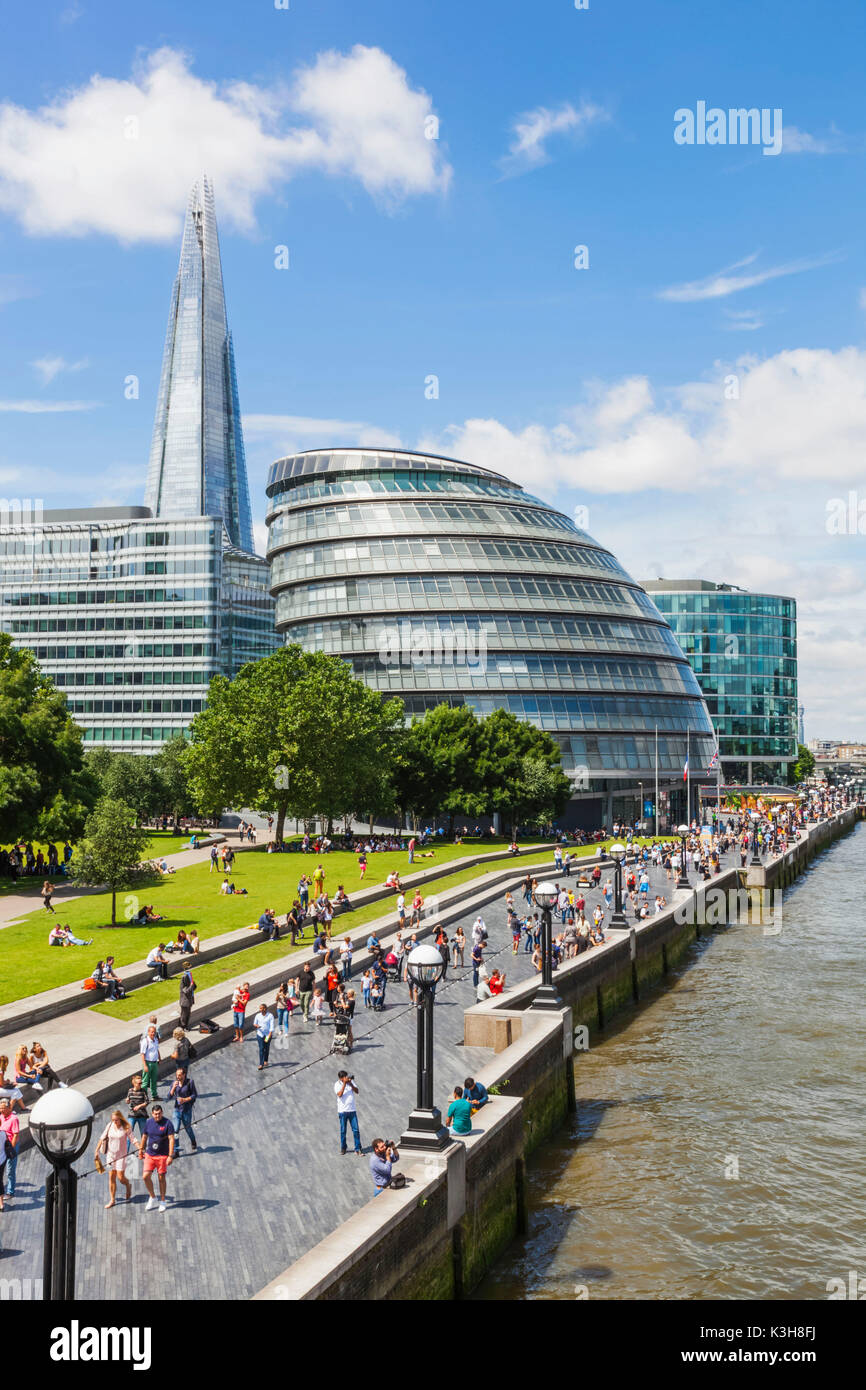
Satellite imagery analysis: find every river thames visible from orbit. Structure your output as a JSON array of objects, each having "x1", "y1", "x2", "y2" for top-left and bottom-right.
[{"x1": 476, "y1": 823, "x2": 866, "y2": 1301}]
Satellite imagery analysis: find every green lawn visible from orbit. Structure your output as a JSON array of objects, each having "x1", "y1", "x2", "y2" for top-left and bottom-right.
[{"x1": 0, "y1": 839, "x2": 519, "y2": 1006}]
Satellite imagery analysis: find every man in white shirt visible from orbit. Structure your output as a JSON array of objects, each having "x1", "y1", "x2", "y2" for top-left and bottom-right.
[
  {"x1": 335, "y1": 1070, "x2": 362, "y2": 1154},
  {"x1": 139, "y1": 1024, "x2": 160, "y2": 1100},
  {"x1": 254, "y1": 1004, "x2": 275, "y2": 1070},
  {"x1": 396, "y1": 893, "x2": 406, "y2": 927},
  {"x1": 471, "y1": 916, "x2": 486, "y2": 947}
]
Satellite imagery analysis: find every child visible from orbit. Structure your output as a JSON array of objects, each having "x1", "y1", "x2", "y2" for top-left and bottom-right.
[
  {"x1": 511, "y1": 919, "x2": 521, "y2": 954},
  {"x1": 361, "y1": 970, "x2": 372, "y2": 1009},
  {"x1": 310, "y1": 988, "x2": 325, "y2": 1026},
  {"x1": 370, "y1": 975, "x2": 384, "y2": 1012}
]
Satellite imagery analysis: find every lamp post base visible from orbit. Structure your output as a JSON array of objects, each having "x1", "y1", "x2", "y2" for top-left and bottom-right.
[
  {"x1": 609, "y1": 912, "x2": 629, "y2": 930},
  {"x1": 399, "y1": 1107, "x2": 450, "y2": 1152},
  {"x1": 529, "y1": 983, "x2": 564, "y2": 1012},
  {"x1": 676, "y1": 875, "x2": 690, "y2": 890}
]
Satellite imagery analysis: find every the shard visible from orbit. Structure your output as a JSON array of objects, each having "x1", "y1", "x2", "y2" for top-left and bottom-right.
[{"x1": 144, "y1": 176, "x2": 255, "y2": 554}]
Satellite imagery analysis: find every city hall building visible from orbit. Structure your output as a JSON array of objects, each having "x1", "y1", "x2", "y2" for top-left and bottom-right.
[
  {"x1": 643, "y1": 579, "x2": 798, "y2": 786},
  {"x1": 265, "y1": 446, "x2": 717, "y2": 828},
  {"x1": 0, "y1": 178, "x2": 278, "y2": 749}
]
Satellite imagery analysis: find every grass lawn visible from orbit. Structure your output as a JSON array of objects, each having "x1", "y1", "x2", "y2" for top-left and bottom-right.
[{"x1": 0, "y1": 839, "x2": 524, "y2": 1006}]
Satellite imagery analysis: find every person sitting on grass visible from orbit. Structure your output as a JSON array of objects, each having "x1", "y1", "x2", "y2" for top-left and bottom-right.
[
  {"x1": 157, "y1": 858, "x2": 176, "y2": 875},
  {"x1": 220, "y1": 877, "x2": 235, "y2": 895},
  {"x1": 48, "y1": 923, "x2": 92, "y2": 947}
]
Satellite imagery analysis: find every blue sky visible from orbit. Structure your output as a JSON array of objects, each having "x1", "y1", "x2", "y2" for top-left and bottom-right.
[{"x1": 0, "y1": 0, "x2": 864, "y2": 736}]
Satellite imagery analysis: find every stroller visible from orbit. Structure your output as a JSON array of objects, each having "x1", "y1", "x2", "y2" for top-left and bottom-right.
[
  {"x1": 329, "y1": 1011, "x2": 353, "y2": 1055},
  {"x1": 383, "y1": 950, "x2": 401, "y2": 984}
]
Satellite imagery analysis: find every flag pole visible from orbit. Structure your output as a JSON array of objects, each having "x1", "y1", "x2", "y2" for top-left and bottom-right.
[
  {"x1": 686, "y1": 727, "x2": 691, "y2": 827},
  {"x1": 654, "y1": 724, "x2": 659, "y2": 839}
]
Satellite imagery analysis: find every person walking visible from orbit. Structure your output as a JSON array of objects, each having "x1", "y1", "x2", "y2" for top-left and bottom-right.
[
  {"x1": 335, "y1": 1070, "x2": 363, "y2": 1155},
  {"x1": 138, "y1": 1103, "x2": 175, "y2": 1213},
  {"x1": 209, "y1": 845, "x2": 218, "y2": 874},
  {"x1": 254, "y1": 1002, "x2": 274, "y2": 1070},
  {"x1": 41, "y1": 879, "x2": 56, "y2": 914},
  {"x1": 126, "y1": 1073, "x2": 149, "y2": 1138},
  {"x1": 169, "y1": 1067, "x2": 198, "y2": 1154},
  {"x1": 0, "y1": 1098, "x2": 19, "y2": 1199},
  {"x1": 138, "y1": 1024, "x2": 160, "y2": 1100},
  {"x1": 298, "y1": 962, "x2": 315, "y2": 1022},
  {"x1": 452, "y1": 926, "x2": 466, "y2": 968},
  {"x1": 178, "y1": 970, "x2": 196, "y2": 1030},
  {"x1": 170, "y1": 1028, "x2": 195, "y2": 1072},
  {"x1": 339, "y1": 936, "x2": 353, "y2": 982},
  {"x1": 94, "y1": 1110, "x2": 133, "y2": 1208},
  {"x1": 471, "y1": 940, "x2": 484, "y2": 989},
  {"x1": 231, "y1": 982, "x2": 250, "y2": 1043}
]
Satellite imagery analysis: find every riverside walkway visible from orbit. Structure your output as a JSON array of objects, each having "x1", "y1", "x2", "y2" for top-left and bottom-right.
[{"x1": 0, "y1": 847, "x2": 709, "y2": 1299}]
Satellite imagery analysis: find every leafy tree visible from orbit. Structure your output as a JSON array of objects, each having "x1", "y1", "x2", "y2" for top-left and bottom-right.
[
  {"x1": 792, "y1": 743, "x2": 815, "y2": 784},
  {"x1": 69, "y1": 798, "x2": 154, "y2": 926},
  {"x1": 392, "y1": 705, "x2": 485, "y2": 830},
  {"x1": 156, "y1": 737, "x2": 195, "y2": 822},
  {"x1": 476, "y1": 708, "x2": 571, "y2": 838},
  {"x1": 183, "y1": 646, "x2": 404, "y2": 840},
  {"x1": 85, "y1": 750, "x2": 164, "y2": 823},
  {"x1": 0, "y1": 633, "x2": 97, "y2": 841}
]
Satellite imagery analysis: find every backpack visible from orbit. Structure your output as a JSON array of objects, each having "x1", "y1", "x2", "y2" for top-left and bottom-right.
[{"x1": 198, "y1": 1019, "x2": 219, "y2": 1034}]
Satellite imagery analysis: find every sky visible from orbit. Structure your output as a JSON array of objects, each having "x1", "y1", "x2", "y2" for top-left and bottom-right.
[{"x1": 0, "y1": 0, "x2": 863, "y2": 739}]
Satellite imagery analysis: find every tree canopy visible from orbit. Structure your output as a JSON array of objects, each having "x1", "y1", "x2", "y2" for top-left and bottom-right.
[
  {"x1": 69, "y1": 797, "x2": 154, "y2": 926},
  {"x1": 0, "y1": 632, "x2": 97, "y2": 842}
]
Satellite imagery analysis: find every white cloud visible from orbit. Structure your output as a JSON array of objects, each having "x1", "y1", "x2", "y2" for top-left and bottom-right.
[
  {"x1": 500, "y1": 99, "x2": 610, "y2": 175},
  {"x1": 0, "y1": 46, "x2": 450, "y2": 243},
  {"x1": 421, "y1": 346, "x2": 866, "y2": 495},
  {"x1": 243, "y1": 413, "x2": 402, "y2": 457},
  {"x1": 0, "y1": 399, "x2": 99, "y2": 412},
  {"x1": 781, "y1": 125, "x2": 847, "y2": 154},
  {"x1": 31, "y1": 355, "x2": 89, "y2": 384},
  {"x1": 722, "y1": 308, "x2": 764, "y2": 332},
  {"x1": 658, "y1": 249, "x2": 840, "y2": 302}
]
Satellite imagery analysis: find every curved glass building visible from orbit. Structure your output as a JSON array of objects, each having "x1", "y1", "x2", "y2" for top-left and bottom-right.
[
  {"x1": 644, "y1": 579, "x2": 798, "y2": 785},
  {"x1": 265, "y1": 448, "x2": 716, "y2": 827}
]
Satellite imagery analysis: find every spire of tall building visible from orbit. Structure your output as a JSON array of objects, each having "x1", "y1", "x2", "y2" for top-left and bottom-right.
[{"x1": 144, "y1": 177, "x2": 255, "y2": 553}]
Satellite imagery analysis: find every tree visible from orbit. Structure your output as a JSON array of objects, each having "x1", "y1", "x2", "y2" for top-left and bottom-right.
[
  {"x1": 792, "y1": 744, "x2": 815, "y2": 784},
  {"x1": 0, "y1": 633, "x2": 97, "y2": 842},
  {"x1": 156, "y1": 737, "x2": 195, "y2": 822},
  {"x1": 69, "y1": 798, "x2": 154, "y2": 926},
  {"x1": 476, "y1": 708, "x2": 572, "y2": 838},
  {"x1": 391, "y1": 705, "x2": 485, "y2": 830},
  {"x1": 183, "y1": 647, "x2": 405, "y2": 840},
  {"x1": 85, "y1": 750, "x2": 164, "y2": 823}
]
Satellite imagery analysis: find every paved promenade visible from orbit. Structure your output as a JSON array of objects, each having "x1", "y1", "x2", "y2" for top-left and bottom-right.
[{"x1": 0, "y1": 849, "x2": 695, "y2": 1299}]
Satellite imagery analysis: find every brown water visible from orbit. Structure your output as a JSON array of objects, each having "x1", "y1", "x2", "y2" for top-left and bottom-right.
[{"x1": 475, "y1": 822, "x2": 866, "y2": 1301}]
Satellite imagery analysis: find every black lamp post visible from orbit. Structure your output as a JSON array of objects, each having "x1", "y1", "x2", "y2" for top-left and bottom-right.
[
  {"x1": 399, "y1": 944, "x2": 449, "y2": 1152},
  {"x1": 529, "y1": 880, "x2": 564, "y2": 1011},
  {"x1": 609, "y1": 842, "x2": 628, "y2": 929},
  {"x1": 676, "y1": 823, "x2": 690, "y2": 890},
  {"x1": 750, "y1": 811, "x2": 762, "y2": 866},
  {"x1": 29, "y1": 1088, "x2": 94, "y2": 1301}
]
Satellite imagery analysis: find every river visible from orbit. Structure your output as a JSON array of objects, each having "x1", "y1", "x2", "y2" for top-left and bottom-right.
[{"x1": 475, "y1": 822, "x2": 866, "y2": 1301}]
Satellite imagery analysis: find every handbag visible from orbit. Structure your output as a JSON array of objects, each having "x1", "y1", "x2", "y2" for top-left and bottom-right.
[{"x1": 124, "y1": 1151, "x2": 141, "y2": 1182}]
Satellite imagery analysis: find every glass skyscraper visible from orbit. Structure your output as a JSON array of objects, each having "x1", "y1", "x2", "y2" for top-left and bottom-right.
[
  {"x1": 0, "y1": 179, "x2": 278, "y2": 750},
  {"x1": 644, "y1": 579, "x2": 798, "y2": 785},
  {"x1": 265, "y1": 447, "x2": 716, "y2": 828},
  {"x1": 145, "y1": 176, "x2": 254, "y2": 554}
]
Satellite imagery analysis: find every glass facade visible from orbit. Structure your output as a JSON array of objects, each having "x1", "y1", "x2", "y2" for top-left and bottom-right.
[
  {"x1": 0, "y1": 511, "x2": 279, "y2": 749},
  {"x1": 266, "y1": 448, "x2": 716, "y2": 823},
  {"x1": 144, "y1": 178, "x2": 254, "y2": 554},
  {"x1": 644, "y1": 580, "x2": 798, "y2": 779}
]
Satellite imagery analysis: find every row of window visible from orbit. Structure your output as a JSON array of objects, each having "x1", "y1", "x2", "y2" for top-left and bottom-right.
[
  {"x1": 269, "y1": 535, "x2": 625, "y2": 586},
  {"x1": 395, "y1": 692, "x2": 712, "y2": 734},
  {"x1": 283, "y1": 612, "x2": 685, "y2": 658},
  {"x1": 556, "y1": 732, "x2": 717, "y2": 773},
  {"x1": 268, "y1": 499, "x2": 579, "y2": 544},
  {"x1": 284, "y1": 574, "x2": 656, "y2": 614},
  {"x1": 82, "y1": 726, "x2": 188, "y2": 742},
  {"x1": 0, "y1": 559, "x2": 216, "y2": 582},
  {"x1": 0, "y1": 526, "x2": 216, "y2": 557},
  {"x1": 654, "y1": 595, "x2": 796, "y2": 617},
  {"x1": 350, "y1": 652, "x2": 699, "y2": 694},
  {"x1": 25, "y1": 643, "x2": 214, "y2": 660},
  {"x1": 68, "y1": 699, "x2": 205, "y2": 714},
  {"x1": 2, "y1": 615, "x2": 211, "y2": 633},
  {"x1": 269, "y1": 469, "x2": 536, "y2": 508},
  {"x1": 0, "y1": 586, "x2": 219, "y2": 606},
  {"x1": 50, "y1": 670, "x2": 214, "y2": 686}
]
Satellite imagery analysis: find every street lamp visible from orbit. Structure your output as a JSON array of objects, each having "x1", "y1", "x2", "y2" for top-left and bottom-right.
[
  {"x1": 529, "y1": 880, "x2": 564, "y2": 1012},
  {"x1": 749, "y1": 811, "x2": 762, "y2": 865},
  {"x1": 608, "y1": 842, "x2": 628, "y2": 929},
  {"x1": 399, "y1": 944, "x2": 449, "y2": 1152},
  {"x1": 29, "y1": 1088, "x2": 94, "y2": 1301},
  {"x1": 676, "y1": 823, "x2": 690, "y2": 890}
]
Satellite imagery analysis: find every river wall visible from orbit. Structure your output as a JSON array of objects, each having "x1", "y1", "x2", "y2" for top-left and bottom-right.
[{"x1": 254, "y1": 806, "x2": 862, "y2": 1302}]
